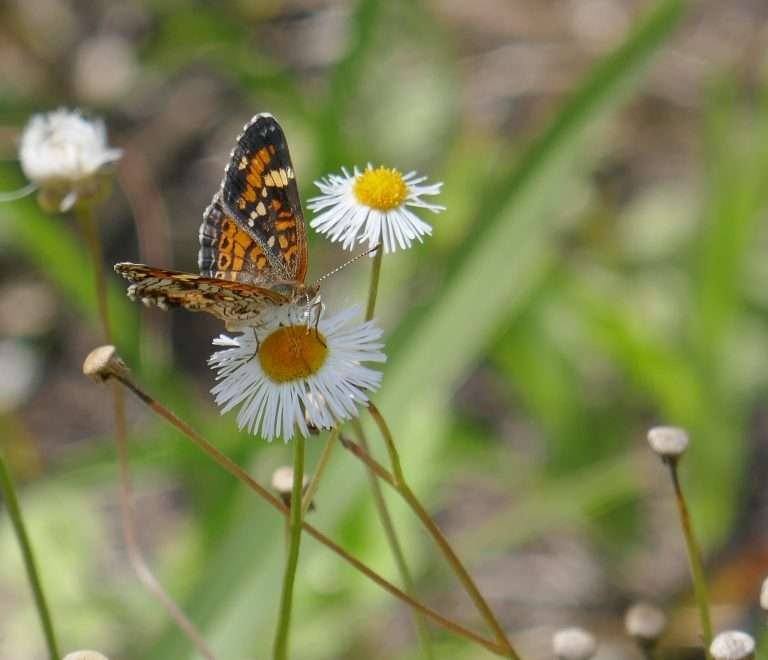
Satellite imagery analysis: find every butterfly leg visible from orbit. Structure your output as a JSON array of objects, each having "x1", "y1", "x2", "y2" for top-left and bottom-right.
[
  {"x1": 307, "y1": 300, "x2": 326, "y2": 347},
  {"x1": 247, "y1": 333, "x2": 262, "y2": 362}
]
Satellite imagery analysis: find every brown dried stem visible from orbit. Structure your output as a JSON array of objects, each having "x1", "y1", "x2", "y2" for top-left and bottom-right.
[
  {"x1": 77, "y1": 204, "x2": 214, "y2": 660},
  {"x1": 97, "y1": 365, "x2": 508, "y2": 656}
]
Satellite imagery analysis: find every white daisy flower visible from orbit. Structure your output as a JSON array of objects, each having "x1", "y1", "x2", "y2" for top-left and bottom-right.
[
  {"x1": 208, "y1": 305, "x2": 386, "y2": 441},
  {"x1": 18, "y1": 108, "x2": 122, "y2": 212},
  {"x1": 307, "y1": 164, "x2": 444, "y2": 254}
]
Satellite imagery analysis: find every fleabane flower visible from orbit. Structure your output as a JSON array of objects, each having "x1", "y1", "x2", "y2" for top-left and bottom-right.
[
  {"x1": 308, "y1": 164, "x2": 444, "y2": 254},
  {"x1": 19, "y1": 108, "x2": 122, "y2": 212},
  {"x1": 208, "y1": 305, "x2": 385, "y2": 441}
]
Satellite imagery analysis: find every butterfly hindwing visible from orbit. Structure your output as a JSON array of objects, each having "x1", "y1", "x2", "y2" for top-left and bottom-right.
[
  {"x1": 114, "y1": 263, "x2": 288, "y2": 322},
  {"x1": 220, "y1": 114, "x2": 308, "y2": 283},
  {"x1": 198, "y1": 194, "x2": 274, "y2": 285}
]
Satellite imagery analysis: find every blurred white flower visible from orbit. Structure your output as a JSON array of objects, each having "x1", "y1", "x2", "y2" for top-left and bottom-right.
[
  {"x1": 73, "y1": 35, "x2": 138, "y2": 104},
  {"x1": 760, "y1": 575, "x2": 768, "y2": 610},
  {"x1": 308, "y1": 165, "x2": 444, "y2": 254},
  {"x1": 19, "y1": 108, "x2": 122, "y2": 211},
  {"x1": 710, "y1": 631, "x2": 755, "y2": 660},
  {"x1": 647, "y1": 425, "x2": 689, "y2": 458},
  {"x1": 553, "y1": 627, "x2": 597, "y2": 660},
  {"x1": 209, "y1": 305, "x2": 385, "y2": 441},
  {"x1": 624, "y1": 602, "x2": 667, "y2": 643},
  {"x1": 62, "y1": 651, "x2": 109, "y2": 660}
]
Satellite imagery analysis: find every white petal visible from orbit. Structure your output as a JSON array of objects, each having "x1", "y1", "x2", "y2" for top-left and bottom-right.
[
  {"x1": 208, "y1": 305, "x2": 385, "y2": 441},
  {"x1": 309, "y1": 166, "x2": 443, "y2": 253}
]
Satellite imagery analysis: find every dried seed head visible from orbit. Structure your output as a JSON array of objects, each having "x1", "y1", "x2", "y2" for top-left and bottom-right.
[
  {"x1": 82, "y1": 345, "x2": 129, "y2": 382},
  {"x1": 624, "y1": 602, "x2": 667, "y2": 643},
  {"x1": 647, "y1": 426, "x2": 689, "y2": 458},
  {"x1": 710, "y1": 631, "x2": 756, "y2": 660},
  {"x1": 62, "y1": 652, "x2": 110, "y2": 660},
  {"x1": 552, "y1": 627, "x2": 597, "y2": 659}
]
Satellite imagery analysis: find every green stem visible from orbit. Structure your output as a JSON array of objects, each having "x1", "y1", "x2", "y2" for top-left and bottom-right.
[
  {"x1": 638, "y1": 642, "x2": 657, "y2": 660},
  {"x1": 301, "y1": 427, "x2": 339, "y2": 515},
  {"x1": 76, "y1": 203, "x2": 113, "y2": 342},
  {"x1": 365, "y1": 247, "x2": 383, "y2": 321},
  {"x1": 352, "y1": 421, "x2": 435, "y2": 659},
  {"x1": 667, "y1": 458, "x2": 713, "y2": 657},
  {"x1": 0, "y1": 449, "x2": 60, "y2": 659},
  {"x1": 368, "y1": 403, "x2": 519, "y2": 659},
  {"x1": 273, "y1": 435, "x2": 306, "y2": 660}
]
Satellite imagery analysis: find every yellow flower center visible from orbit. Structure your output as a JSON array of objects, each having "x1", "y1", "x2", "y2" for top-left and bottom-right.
[
  {"x1": 352, "y1": 167, "x2": 408, "y2": 211},
  {"x1": 259, "y1": 325, "x2": 328, "y2": 383}
]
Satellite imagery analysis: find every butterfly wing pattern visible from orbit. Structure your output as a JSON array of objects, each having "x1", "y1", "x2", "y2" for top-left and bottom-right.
[
  {"x1": 115, "y1": 114, "x2": 314, "y2": 325},
  {"x1": 197, "y1": 194, "x2": 276, "y2": 284},
  {"x1": 219, "y1": 114, "x2": 308, "y2": 284}
]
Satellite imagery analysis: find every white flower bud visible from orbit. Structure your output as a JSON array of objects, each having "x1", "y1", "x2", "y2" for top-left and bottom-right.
[
  {"x1": 553, "y1": 627, "x2": 597, "y2": 659},
  {"x1": 647, "y1": 426, "x2": 688, "y2": 458},
  {"x1": 271, "y1": 466, "x2": 313, "y2": 510},
  {"x1": 62, "y1": 651, "x2": 110, "y2": 660},
  {"x1": 624, "y1": 602, "x2": 667, "y2": 642},
  {"x1": 271, "y1": 466, "x2": 309, "y2": 494},
  {"x1": 710, "y1": 631, "x2": 755, "y2": 660}
]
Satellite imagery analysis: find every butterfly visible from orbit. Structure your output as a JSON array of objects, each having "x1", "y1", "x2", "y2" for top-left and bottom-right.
[{"x1": 115, "y1": 114, "x2": 318, "y2": 329}]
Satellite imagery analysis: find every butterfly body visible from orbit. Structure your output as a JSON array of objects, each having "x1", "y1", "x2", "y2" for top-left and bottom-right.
[{"x1": 115, "y1": 114, "x2": 314, "y2": 327}]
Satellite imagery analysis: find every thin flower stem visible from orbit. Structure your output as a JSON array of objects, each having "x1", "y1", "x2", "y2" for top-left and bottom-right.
[
  {"x1": 666, "y1": 458, "x2": 713, "y2": 658},
  {"x1": 637, "y1": 643, "x2": 656, "y2": 660},
  {"x1": 76, "y1": 204, "x2": 215, "y2": 660},
  {"x1": 352, "y1": 420, "x2": 435, "y2": 659},
  {"x1": 106, "y1": 369, "x2": 508, "y2": 656},
  {"x1": 273, "y1": 434, "x2": 306, "y2": 660},
  {"x1": 367, "y1": 403, "x2": 519, "y2": 660},
  {"x1": 301, "y1": 427, "x2": 339, "y2": 515},
  {"x1": 0, "y1": 449, "x2": 60, "y2": 659},
  {"x1": 339, "y1": 435, "x2": 396, "y2": 485},
  {"x1": 0, "y1": 181, "x2": 37, "y2": 202},
  {"x1": 76, "y1": 203, "x2": 113, "y2": 341},
  {"x1": 365, "y1": 247, "x2": 383, "y2": 321}
]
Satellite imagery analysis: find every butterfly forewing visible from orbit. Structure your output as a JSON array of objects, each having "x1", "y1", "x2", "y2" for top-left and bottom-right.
[{"x1": 220, "y1": 114, "x2": 308, "y2": 283}]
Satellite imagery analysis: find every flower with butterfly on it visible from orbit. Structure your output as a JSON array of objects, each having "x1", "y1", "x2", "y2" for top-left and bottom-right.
[
  {"x1": 307, "y1": 164, "x2": 444, "y2": 254},
  {"x1": 18, "y1": 108, "x2": 123, "y2": 212},
  {"x1": 209, "y1": 304, "x2": 385, "y2": 441}
]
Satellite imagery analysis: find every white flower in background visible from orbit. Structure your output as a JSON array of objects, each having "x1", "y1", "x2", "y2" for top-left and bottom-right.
[
  {"x1": 709, "y1": 631, "x2": 755, "y2": 660},
  {"x1": 553, "y1": 627, "x2": 597, "y2": 660},
  {"x1": 209, "y1": 305, "x2": 385, "y2": 441},
  {"x1": 18, "y1": 108, "x2": 122, "y2": 212},
  {"x1": 308, "y1": 165, "x2": 444, "y2": 254}
]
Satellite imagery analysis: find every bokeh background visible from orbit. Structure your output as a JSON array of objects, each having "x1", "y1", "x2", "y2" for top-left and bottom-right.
[{"x1": 2, "y1": 0, "x2": 768, "y2": 658}]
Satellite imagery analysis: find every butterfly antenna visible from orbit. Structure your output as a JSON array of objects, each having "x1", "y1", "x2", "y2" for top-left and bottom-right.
[{"x1": 313, "y1": 244, "x2": 381, "y2": 286}]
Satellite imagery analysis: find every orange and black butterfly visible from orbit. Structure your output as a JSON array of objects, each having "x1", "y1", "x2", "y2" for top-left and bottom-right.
[{"x1": 115, "y1": 114, "x2": 318, "y2": 328}]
